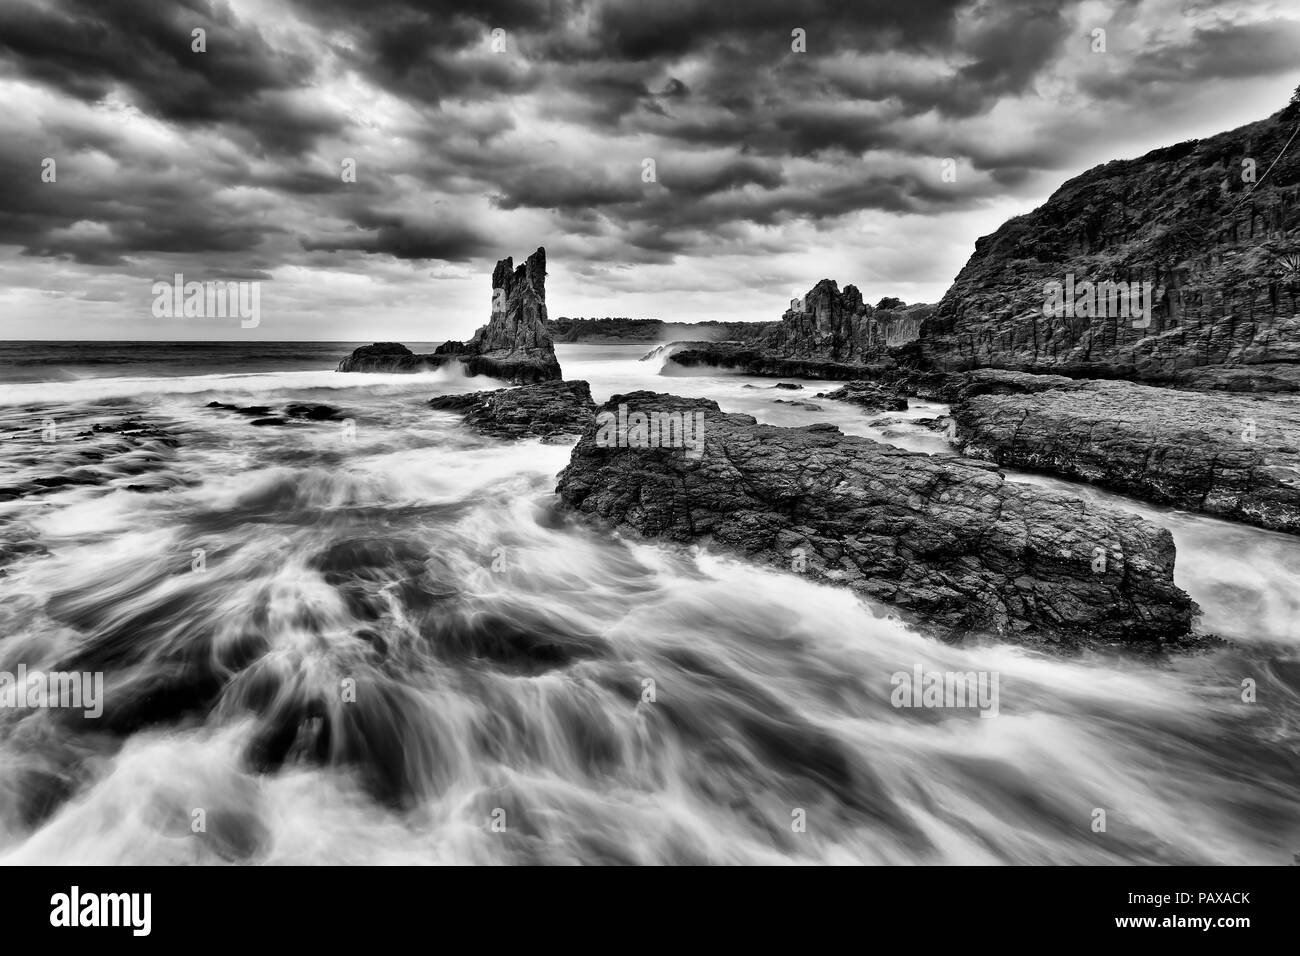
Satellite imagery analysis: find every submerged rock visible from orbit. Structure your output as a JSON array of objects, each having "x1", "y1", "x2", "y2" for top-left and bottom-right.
[
  {"x1": 667, "y1": 343, "x2": 890, "y2": 381},
  {"x1": 815, "y1": 381, "x2": 909, "y2": 412},
  {"x1": 284, "y1": 403, "x2": 343, "y2": 421},
  {"x1": 429, "y1": 380, "x2": 595, "y2": 440},
  {"x1": 0, "y1": 416, "x2": 181, "y2": 503},
  {"x1": 556, "y1": 391, "x2": 1197, "y2": 648},
  {"x1": 204, "y1": 402, "x2": 344, "y2": 425}
]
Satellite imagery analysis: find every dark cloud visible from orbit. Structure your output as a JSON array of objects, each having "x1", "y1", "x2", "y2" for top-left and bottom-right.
[
  {"x1": 0, "y1": 0, "x2": 1297, "y2": 291},
  {"x1": 0, "y1": 0, "x2": 337, "y2": 154},
  {"x1": 302, "y1": 211, "x2": 498, "y2": 261},
  {"x1": 1079, "y1": 17, "x2": 1300, "y2": 100}
]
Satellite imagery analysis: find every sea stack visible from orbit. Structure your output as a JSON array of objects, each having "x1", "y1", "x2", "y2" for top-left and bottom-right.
[
  {"x1": 460, "y1": 247, "x2": 563, "y2": 383},
  {"x1": 337, "y1": 247, "x2": 563, "y2": 384}
]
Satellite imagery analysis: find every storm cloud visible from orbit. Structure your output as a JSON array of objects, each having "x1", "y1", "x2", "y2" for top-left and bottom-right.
[{"x1": 0, "y1": 0, "x2": 1297, "y2": 339}]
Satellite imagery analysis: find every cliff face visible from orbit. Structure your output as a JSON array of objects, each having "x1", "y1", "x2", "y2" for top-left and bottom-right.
[{"x1": 919, "y1": 103, "x2": 1300, "y2": 390}]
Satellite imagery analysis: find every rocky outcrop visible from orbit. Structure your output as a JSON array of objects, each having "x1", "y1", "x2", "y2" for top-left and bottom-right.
[
  {"x1": 338, "y1": 248, "x2": 562, "y2": 384},
  {"x1": 335, "y1": 343, "x2": 432, "y2": 373},
  {"x1": 546, "y1": 317, "x2": 770, "y2": 343},
  {"x1": 663, "y1": 281, "x2": 931, "y2": 379},
  {"x1": 666, "y1": 343, "x2": 898, "y2": 381},
  {"x1": 753, "y1": 282, "x2": 928, "y2": 360},
  {"x1": 556, "y1": 392, "x2": 1197, "y2": 648},
  {"x1": 917, "y1": 102, "x2": 1300, "y2": 390},
  {"x1": 428, "y1": 380, "x2": 595, "y2": 440},
  {"x1": 950, "y1": 376, "x2": 1300, "y2": 535},
  {"x1": 814, "y1": 381, "x2": 909, "y2": 412}
]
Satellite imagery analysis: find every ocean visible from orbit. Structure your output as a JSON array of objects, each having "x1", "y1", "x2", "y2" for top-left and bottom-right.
[{"x1": 0, "y1": 341, "x2": 1297, "y2": 864}]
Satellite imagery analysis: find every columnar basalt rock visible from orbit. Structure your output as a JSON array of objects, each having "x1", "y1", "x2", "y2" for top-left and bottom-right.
[{"x1": 556, "y1": 391, "x2": 1198, "y2": 648}]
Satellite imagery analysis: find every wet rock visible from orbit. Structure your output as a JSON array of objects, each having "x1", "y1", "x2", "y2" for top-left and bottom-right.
[
  {"x1": 951, "y1": 378, "x2": 1300, "y2": 535},
  {"x1": 334, "y1": 342, "x2": 431, "y2": 373},
  {"x1": 667, "y1": 343, "x2": 893, "y2": 381},
  {"x1": 557, "y1": 391, "x2": 1197, "y2": 648},
  {"x1": 205, "y1": 401, "x2": 344, "y2": 424},
  {"x1": 429, "y1": 380, "x2": 595, "y2": 440},
  {"x1": 815, "y1": 381, "x2": 909, "y2": 412},
  {"x1": 284, "y1": 403, "x2": 343, "y2": 421},
  {"x1": 0, "y1": 416, "x2": 181, "y2": 503}
]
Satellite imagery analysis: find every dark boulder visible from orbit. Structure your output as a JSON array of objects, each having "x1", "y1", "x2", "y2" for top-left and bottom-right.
[
  {"x1": 429, "y1": 380, "x2": 595, "y2": 440},
  {"x1": 556, "y1": 392, "x2": 1197, "y2": 648}
]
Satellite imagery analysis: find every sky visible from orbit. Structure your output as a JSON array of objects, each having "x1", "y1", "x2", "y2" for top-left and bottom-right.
[{"x1": 0, "y1": 0, "x2": 1298, "y2": 342}]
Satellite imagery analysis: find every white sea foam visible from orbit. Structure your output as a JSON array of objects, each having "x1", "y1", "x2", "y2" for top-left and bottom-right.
[{"x1": 0, "y1": 344, "x2": 1296, "y2": 864}]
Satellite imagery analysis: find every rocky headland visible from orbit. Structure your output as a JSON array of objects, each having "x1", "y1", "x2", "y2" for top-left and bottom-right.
[
  {"x1": 642, "y1": 101, "x2": 1300, "y2": 542},
  {"x1": 917, "y1": 102, "x2": 1300, "y2": 390}
]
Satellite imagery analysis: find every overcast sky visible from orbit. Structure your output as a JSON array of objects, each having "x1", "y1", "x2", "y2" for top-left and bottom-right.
[{"x1": 1, "y1": 0, "x2": 1298, "y2": 341}]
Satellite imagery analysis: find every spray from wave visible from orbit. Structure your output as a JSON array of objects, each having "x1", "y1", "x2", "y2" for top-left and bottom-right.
[{"x1": 0, "y1": 345, "x2": 1297, "y2": 864}]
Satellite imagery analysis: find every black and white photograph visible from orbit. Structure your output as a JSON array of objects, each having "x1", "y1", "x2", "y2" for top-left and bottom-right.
[{"x1": 0, "y1": 0, "x2": 1297, "y2": 899}]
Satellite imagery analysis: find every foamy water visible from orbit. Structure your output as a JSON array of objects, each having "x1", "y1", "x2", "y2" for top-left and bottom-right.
[{"x1": 0, "y1": 344, "x2": 1296, "y2": 864}]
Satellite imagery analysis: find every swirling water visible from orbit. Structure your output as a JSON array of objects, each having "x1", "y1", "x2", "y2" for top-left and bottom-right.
[{"x1": 0, "y1": 342, "x2": 1296, "y2": 864}]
